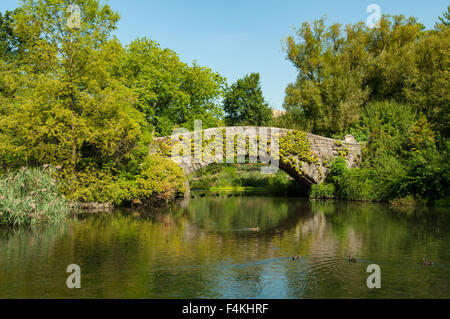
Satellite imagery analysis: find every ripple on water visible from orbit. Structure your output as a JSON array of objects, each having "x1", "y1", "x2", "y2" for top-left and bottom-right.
[{"x1": 1, "y1": 197, "x2": 450, "y2": 299}]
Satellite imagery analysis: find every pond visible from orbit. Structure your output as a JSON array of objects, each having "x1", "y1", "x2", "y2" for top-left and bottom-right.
[{"x1": 0, "y1": 196, "x2": 449, "y2": 299}]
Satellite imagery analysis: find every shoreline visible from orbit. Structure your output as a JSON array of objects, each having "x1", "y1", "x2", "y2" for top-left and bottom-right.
[{"x1": 72, "y1": 194, "x2": 449, "y2": 213}]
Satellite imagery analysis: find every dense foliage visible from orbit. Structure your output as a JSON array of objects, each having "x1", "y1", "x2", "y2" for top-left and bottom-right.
[
  {"x1": 309, "y1": 101, "x2": 449, "y2": 204},
  {"x1": 120, "y1": 38, "x2": 226, "y2": 136},
  {"x1": 0, "y1": 10, "x2": 19, "y2": 60},
  {"x1": 0, "y1": 0, "x2": 221, "y2": 208},
  {"x1": 281, "y1": 13, "x2": 449, "y2": 205},
  {"x1": 282, "y1": 14, "x2": 449, "y2": 138}
]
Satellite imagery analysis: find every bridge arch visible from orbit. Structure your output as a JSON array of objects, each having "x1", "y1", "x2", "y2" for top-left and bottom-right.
[{"x1": 152, "y1": 127, "x2": 362, "y2": 192}]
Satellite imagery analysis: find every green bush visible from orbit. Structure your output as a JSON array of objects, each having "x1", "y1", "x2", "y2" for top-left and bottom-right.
[
  {"x1": 318, "y1": 153, "x2": 405, "y2": 202},
  {"x1": 0, "y1": 166, "x2": 71, "y2": 226},
  {"x1": 327, "y1": 157, "x2": 348, "y2": 183},
  {"x1": 401, "y1": 145, "x2": 449, "y2": 203},
  {"x1": 310, "y1": 183, "x2": 336, "y2": 199},
  {"x1": 134, "y1": 154, "x2": 187, "y2": 205},
  {"x1": 67, "y1": 154, "x2": 187, "y2": 206},
  {"x1": 321, "y1": 102, "x2": 449, "y2": 205},
  {"x1": 335, "y1": 168, "x2": 378, "y2": 201}
]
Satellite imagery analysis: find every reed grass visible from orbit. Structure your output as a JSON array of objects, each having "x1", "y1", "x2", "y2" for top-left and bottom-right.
[{"x1": 0, "y1": 166, "x2": 71, "y2": 226}]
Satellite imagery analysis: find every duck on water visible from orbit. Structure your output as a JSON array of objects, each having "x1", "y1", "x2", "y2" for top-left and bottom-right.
[
  {"x1": 421, "y1": 258, "x2": 433, "y2": 266},
  {"x1": 348, "y1": 255, "x2": 357, "y2": 263}
]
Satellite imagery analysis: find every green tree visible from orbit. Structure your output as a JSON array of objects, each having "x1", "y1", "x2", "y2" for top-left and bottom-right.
[
  {"x1": 283, "y1": 18, "x2": 369, "y2": 136},
  {"x1": 404, "y1": 25, "x2": 450, "y2": 137},
  {"x1": 121, "y1": 37, "x2": 226, "y2": 136},
  {"x1": 438, "y1": 5, "x2": 450, "y2": 26},
  {"x1": 0, "y1": 0, "x2": 149, "y2": 190},
  {"x1": 283, "y1": 15, "x2": 428, "y2": 136},
  {"x1": 223, "y1": 73, "x2": 272, "y2": 126},
  {"x1": 0, "y1": 0, "x2": 189, "y2": 205}
]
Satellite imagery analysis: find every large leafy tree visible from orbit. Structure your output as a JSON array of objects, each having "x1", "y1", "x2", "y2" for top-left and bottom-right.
[
  {"x1": 283, "y1": 15, "x2": 450, "y2": 138},
  {"x1": 283, "y1": 18, "x2": 370, "y2": 135},
  {"x1": 0, "y1": 0, "x2": 149, "y2": 184},
  {"x1": 121, "y1": 38, "x2": 226, "y2": 136},
  {"x1": 282, "y1": 13, "x2": 449, "y2": 203},
  {"x1": 223, "y1": 73, "x2": 272, "y2": 126}
]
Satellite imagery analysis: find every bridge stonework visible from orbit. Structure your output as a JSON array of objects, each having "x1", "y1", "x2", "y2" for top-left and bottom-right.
[{"x1": 153, "y1": 127, "x2": 362, "y2": 188}]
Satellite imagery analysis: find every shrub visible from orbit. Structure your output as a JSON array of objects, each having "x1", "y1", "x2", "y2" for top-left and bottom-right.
[
  {"x1": 66, "y1": 154, "x2": 187, "y2": 206},
  {"x1": 65, "y1": 169, "x2": 123, "y2": 205},
  {"x1": 335, "y1": 168, "x2": 378, "y2": 201},
  {"x1": 333, "y1": 102, "x2": 449, "y2": 205},
  {"x1": 134, "y1": 154, "x2": 187, "y2": 205},
  {"x1": 310, "y1": 183, "x2": 336, "y2": 199},
  {"x1": 326, "y1": 157, "x2": 348, "y2": 183},
  {"x1": 349, "y1": 101, "x2": 417, "y2": 143},
  {"x1": 0, "y1": 166, "x2": 70, "y2": 226}
]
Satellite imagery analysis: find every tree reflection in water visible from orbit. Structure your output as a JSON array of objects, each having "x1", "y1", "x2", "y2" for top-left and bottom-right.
[{"x1": 0, "y1": 197, "x2": 449, "y2": 299}]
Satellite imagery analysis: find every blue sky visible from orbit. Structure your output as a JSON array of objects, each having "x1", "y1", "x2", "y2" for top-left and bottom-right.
[{"x1": 1, "y1": 0, "x2": 448, "y2": 110}]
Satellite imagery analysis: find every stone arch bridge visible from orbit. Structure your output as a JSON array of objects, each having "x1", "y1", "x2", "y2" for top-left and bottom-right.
[{"x1": 152, "y1": 127, "x2": 362, "y2": 189}]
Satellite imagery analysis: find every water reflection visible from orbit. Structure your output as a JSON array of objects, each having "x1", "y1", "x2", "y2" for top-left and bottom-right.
[{"x1": 0, "y1": 197, "x2": 449, "y2": 299}]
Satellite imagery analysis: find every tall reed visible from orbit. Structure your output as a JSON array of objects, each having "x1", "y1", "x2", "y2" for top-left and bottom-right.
[{"x1": 0, "y1": 166, "x2": 70, "y2": 226}]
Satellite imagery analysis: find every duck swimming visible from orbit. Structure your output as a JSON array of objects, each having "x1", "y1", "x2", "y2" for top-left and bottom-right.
[
  {"x1": 421, "y1": 258, "x2": 433, "y2": 266},
  {"x1": 292, "y1": 255, "x2": 302, "y2": 261},
  {"x1": 348, "y1": 255, "x2": 357, "y2": 263},
  {"x1": 250, "y1": 227, "x2": 261, "y2": 232}
]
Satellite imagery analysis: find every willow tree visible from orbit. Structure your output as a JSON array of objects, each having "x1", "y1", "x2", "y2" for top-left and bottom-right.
[
  {"x1": 282, "y1": 15, "x2": 430, "y2": 137},
  {"x1": 0, "y1": 0, "x2": 149, "y2": 184},
  {"x1": 283, "y1": 18, "x2": 369, "y2": 136}
]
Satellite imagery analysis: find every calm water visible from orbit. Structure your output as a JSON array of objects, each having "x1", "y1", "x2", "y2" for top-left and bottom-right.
[{"x1": 0, "y1": 197, "x2": 449, "y2": 299}]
